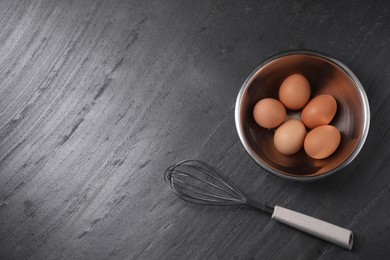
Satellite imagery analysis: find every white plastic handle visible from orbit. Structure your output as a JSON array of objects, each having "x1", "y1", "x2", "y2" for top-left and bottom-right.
[{"x1": 271, "y1": 206, "x2": 353, "y2": 250}]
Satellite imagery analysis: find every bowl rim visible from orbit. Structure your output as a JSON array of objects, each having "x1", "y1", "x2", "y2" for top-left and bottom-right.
[{"x1": 235, "y1": 49, "x2": 370, "y2": 181}]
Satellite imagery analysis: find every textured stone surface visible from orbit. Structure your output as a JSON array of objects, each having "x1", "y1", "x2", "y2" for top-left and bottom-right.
[{"x1": 0, "y1": 0, "x2": 389, "y2": 259}]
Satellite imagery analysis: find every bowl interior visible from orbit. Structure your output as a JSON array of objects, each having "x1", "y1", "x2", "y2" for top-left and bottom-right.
[{"x1": 238, "y1": 53, "x2": 368, "y2": 178}]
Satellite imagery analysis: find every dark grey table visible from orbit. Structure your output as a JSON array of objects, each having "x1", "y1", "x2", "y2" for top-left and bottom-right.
[{"x1": 1, "y1": 0, "x2": 389, "y2": 259}]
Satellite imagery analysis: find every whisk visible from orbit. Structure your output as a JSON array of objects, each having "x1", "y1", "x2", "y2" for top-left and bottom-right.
[{"x1": 164, "y1": 160, "x2": 353, "y2": 250}]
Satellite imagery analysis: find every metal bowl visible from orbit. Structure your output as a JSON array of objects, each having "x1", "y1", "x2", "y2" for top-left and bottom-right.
[{"x1": 235, "y1": 50, "x2": 370, "y2": 181}]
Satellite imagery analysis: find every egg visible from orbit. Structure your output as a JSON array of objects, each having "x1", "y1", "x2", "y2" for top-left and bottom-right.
[
  {"x1": 304, "y1": 125, "x2": 341, "y2": 159},
  {"x1": 301, "y1": 94, "x2": 337, "y2": 129},
  {"x1": 279, "y1": 74, "x2": 311, "y2": 110},
  {"x1": 274, "y1": 119, "x2": 306, "y2": 155},
  {"x1": 253, "y1": 98, "x2": 286, "y2": 128}
]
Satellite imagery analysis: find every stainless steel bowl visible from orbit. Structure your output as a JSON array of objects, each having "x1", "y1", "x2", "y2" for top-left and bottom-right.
[{"x1": 235, "y1": 50, "x2": 370, "y2": 181}]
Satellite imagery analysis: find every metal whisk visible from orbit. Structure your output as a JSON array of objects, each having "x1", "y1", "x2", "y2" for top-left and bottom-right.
[
  {"x1": 164, "y1": 160, "x2": 354, "y2": 250},
  {"x1": 164, "y1": 159, "x2": 274, "y2": 214}
]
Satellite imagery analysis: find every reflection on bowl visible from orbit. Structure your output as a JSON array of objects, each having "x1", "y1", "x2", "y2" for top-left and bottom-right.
[{"x1": 235, "y1": 50, "x2": 370, "y2": 181}]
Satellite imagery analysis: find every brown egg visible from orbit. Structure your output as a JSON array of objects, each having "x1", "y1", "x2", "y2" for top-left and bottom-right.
[
  {"x1": 279, "y1": 74, "x2": 311, "y2": 110},
  {"x1": 304, "y1": 125, "x2": 341, "y2": 159},
  {"x1": 274, "y1": 119, "x2": 306, "y2": 155},
  {"x1": 301, "y1": 95, "x2": 337, "y2": 129},
  {"x1": 253, "y1": 98, "x2": 286, "y2": 128}
]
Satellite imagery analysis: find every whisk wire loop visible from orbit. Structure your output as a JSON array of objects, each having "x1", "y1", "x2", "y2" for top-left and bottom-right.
[
  {"x1": 172, "y1": 177, "x2": 242, "y2": 202},
  {"x1": 164, "y1": 160, "x2": 255, "y2": 207},
  {"x1": 171, "y1": 169, "x2": 244, "y2": 201}
]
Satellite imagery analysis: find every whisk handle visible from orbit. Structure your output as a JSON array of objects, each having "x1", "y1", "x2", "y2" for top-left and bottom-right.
[{"x1": 271, "y1": 206, "x2": 353, "y2": 250}]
